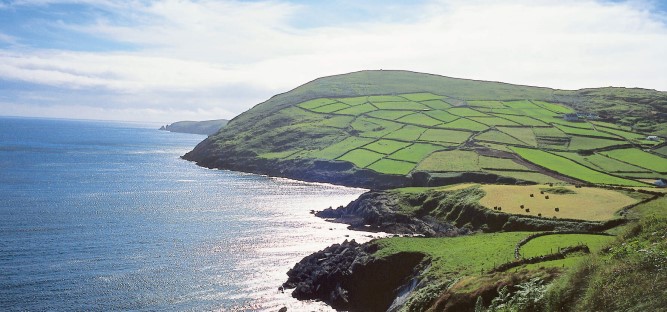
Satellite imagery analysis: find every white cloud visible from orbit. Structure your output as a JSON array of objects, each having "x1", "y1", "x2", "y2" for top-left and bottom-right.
[{"x1": 1, "y1": 0, "x2": 666, "y2": 122}]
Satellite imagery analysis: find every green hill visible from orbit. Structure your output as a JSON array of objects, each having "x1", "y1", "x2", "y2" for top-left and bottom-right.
[
  {"x1": 183, "y1": 70, "x2": 667, "y2": 188},
  {"x1": 160, "y1": 119, "x2": 228, "y2": 135}
]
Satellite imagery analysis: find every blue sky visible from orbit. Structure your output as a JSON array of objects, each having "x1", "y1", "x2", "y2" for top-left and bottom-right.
[{"x1": 1, "y1": 0, "x2": 666, "y2": 122}]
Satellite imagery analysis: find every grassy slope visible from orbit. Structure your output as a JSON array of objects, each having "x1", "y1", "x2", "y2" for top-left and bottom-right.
[{"x1": 190, "y1": 70, "x2": 666, "y2": 187}]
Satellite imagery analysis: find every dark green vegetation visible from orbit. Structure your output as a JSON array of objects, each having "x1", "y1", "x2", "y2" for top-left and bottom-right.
[
  {"x1": 159, "y1": 119, "x2": 228, "y2": 135},
  {"x1": 184, "y1": 70, "x2": 667, "y2": 188}
]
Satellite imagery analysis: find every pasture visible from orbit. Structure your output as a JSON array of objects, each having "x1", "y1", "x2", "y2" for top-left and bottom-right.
[{"x1": 478, "y1": 184, "x2": 639, "y2": 221}]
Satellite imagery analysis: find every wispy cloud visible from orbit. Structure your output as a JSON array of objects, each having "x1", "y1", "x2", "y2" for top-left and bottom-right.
[{"x1": 0, "y1": 0, "x2": 666, "y2": 122}]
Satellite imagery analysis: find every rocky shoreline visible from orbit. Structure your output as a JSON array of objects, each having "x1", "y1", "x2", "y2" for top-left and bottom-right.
[{"x1": 282, "y1": 239, "x2": 427, "y2": 312}]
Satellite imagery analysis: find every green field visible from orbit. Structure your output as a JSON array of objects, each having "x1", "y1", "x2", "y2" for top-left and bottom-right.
[
  {"x1": 363, "y1": 139, "x2": 411, "y2": 154},
  {"x1": 511, "y1": 147, "x2": 645, "y2": 186},
  {"x1": 419, "y1": 128, "x2": 472, "y2": 144},
  {"x1": 374, "y1": 101, "x2": 429, "y2": 110},
  {"x1": 421, "y1": 99, "x2": 452, "y2": 110},
  {"x1": 366, "y1": 110, "x2": 414, "y2": 120},
  {"x1": 337, "y1": 149, "x2": 385, "y2": 168},
  {"x1": 554, "y1": 152, "x2": 654, "y2": 173},
  {"x1": 312, "y1": 136, "x2": 375, "y2": 159},
  {"x1": 384, "y1": 125, "x2": 428, "y2": 141},
  {"x1": 520, "y1": 234, "x2": 615, "y2": 258},
  {"x1": 602, "y1": 148, "x2": 667, "y2": 173},
  {"x1": 367, "y1": 159, "x2": 416, "y2": 175},
  {"x1": 476, "y1": 130, "x2": 525, "y2": 145},
  {"x1": 399, "y1": 92, "x2": 443, "y2": 101},
  {"x1": 387, "y1": 143, "x2": 443, "y2": 162},
  {"x1": 449, "y1": 107, "x2": 490, "y2": 117},
  {"x1": 497, "y1": 127, "x2": 538, "y2": 146},
  {"x1": 335, "y1": 103, "x2": 377, "y2": 115},
  {"x1": 397, "y1": 113, "x2": 444, "y2": 127},
  {"x1": 555, "y1": 124, "x2": 619, "y2": 139},
  {"x1": 441, "y1": 118, "x2": 489, "y2": 131},
  {"x1": 417, "y1": 150, "x2": 480, "y2": 172},
  {"x1": 374, "y1": 232, "x2": 529, "y2": 277}
]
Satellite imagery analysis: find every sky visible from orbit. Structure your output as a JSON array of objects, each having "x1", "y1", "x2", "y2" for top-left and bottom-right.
[{"x1": 0, "y1": 0, "x2": 666, "y2": 122}]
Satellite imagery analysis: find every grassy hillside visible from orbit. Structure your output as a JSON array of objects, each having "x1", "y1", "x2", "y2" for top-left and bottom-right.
[{"x1": 185, "y1": 70, "x2": 667, "y2": 188}]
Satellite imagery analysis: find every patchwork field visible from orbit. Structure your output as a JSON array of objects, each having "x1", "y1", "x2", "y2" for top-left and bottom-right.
[
  {"x1": 478, "y1": 184, "x2": 640, "y2": 221},
  {"x1": 245, "y1": 91, "x2": 667, "y2": 185}
]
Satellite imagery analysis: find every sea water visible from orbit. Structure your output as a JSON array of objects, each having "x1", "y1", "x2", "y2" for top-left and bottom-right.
[{"x1": 0, "y1": 117, "x2": 372, "y2": 311}]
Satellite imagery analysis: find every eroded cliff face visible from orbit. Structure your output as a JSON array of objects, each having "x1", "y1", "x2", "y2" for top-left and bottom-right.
[{"x1": 282, "y1": 240, "x2": 427, "y2": 312}]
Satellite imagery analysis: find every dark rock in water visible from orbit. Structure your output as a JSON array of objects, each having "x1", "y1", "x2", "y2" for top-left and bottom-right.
[
  {"x1": 278, "y1": 307, "x2": 287, "y2": 312},
  {"x1": 283, "y1": 239, "x2": 425, "y2": 312},
  {"x1": 315, "y1": 191, "x2": 467, "y2": 237}
]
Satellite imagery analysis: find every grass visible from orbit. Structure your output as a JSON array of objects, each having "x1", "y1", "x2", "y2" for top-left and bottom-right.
[
  {"x1": 484, "y1": 170, "x2": 562, "y2": 184},
  {"x1": 366, "y1": 110, "x2": 414, "y2": 120},
  {"x1": 566, "y1": 136, "x2": 626, "y2": 150},
  {"x1": 421, "y1": 99, "x2": 452, "y2": 110},
  {"x1": 384, "y1": 125, "x2": 428, "y2": 141},
  {"x1": 373, "y1": 232, "x2": 529, "y2": 278},
  {"x1": 351, "y1": 116, "x2": 403, "y2": 138},
  {"x1": 475, "y1": 130, "x2": 525, "y2": 145},
  {"x1": 397, "y1": 113, "x2": 445, "y2": 127},
  {"x1": 337, "y1": 148, "x2": 385, "y2": 168},
  {"x1": 543, "y1": 217, "x2": 667, "y2": 312},
  {"x1": 531, "y1": 101, "x2": 575, "y2": 114},
  {"x1": 654, "y1": 145, "x2": 667, "y2": 156},
  {"x1": 554, "y1": 152, "x2": 653, "y2": 173},
  {"x1": 423, "y1": 110, "x2": 459, "y2": 123},
  {"x1": 440, "y1": 118, "x2": 489, "y2": 131},
  {"x1": 497, "y1": 127, "x2": 538, "y2": 146},
  {"x1": 602, "y1": 148, "x2": 667, "y2": 173},
  {"x1": 419, "y1": 128, "x2": 473, "y2": 144},
  {"x1": 334, "y1": 103, "x2": 377, "y2": 115},
  {"x1": 309, "y1": 102, "x2": 350, "y2": 113},
  {"x1": 298, "y1": 98, "x2": 338, "y2": 109},
  {"x1": 449, "y1": 107, "x2": 490, "y2": 117},
  {"x1": 374, "y1": 101, "x2": 429, "y2": 110},
  {"x1": 503, "y1": 100, "x2": 540, "y2": 109},
  {"x1": 388, "y1": 143, "x2": 443, "y2": 163},
  {"x1": 627, "y1": 196, "x2": 667, "y2": 219},
  {"x1": 520, "y1": 234, "x2": 615, "y2": 258},
  {"x1": 595, "y1": 126, "x2": 644, "y2": 141},
  {"x1": 400, "y1": 92, "x2": 443, "y2": 101},
  {"x1": 469, "y1": 117, "x2": 520, "y2": 126},
  {"x1": 478, "y1": 185, "x2": 640, "y2": 221},
  {"x1": 417, "y1": 150, "x2": 481, "y2": 172},
  {"x1": 318, "y1": 115, "x2": 354, "y2": 128},
  {"x1": 511, "y1": 147, "x2": 646, "y2": 186},
  {"x1": 555, "y1": 124, "x2": 619, "y2": 139},
  {"x1": 367, "y1": 159, "x2": 417, "y2": 175},
  {"x1": 478, "y1": 156, "x2": 532, "y2": 170},
  {"x1": 312, "y1": 136, "x2": 375, "y2": 159},
  {"x1": 468, "y1": 100, "x2": 506, "y2": 108},
  {"x1": 336, "y1": 96, "x2": 368, "y2": 106},
  {"x1": 533, "y1": 127, "x2": 568, "y2": 138},
  {"x1": 494, "y1": 114, "x2": 549, "y2": 126},
  {"x1": 363, "y1": 139, "x2": 411, "y2": 154},
  {"x1": 368, "y1": 95, "x2": 406, "y2": 102}
]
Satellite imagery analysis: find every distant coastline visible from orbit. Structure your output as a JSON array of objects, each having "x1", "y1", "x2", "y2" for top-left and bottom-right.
[{"x1": 160, "y1": 119, "x2": 228, "y2": 136}]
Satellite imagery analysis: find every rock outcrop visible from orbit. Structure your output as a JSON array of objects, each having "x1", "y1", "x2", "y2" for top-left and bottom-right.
[{"x1": 282, "y1": 240, "x2": 426, "y2": 312}]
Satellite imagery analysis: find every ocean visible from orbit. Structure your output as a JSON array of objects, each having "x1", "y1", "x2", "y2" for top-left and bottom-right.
[{"x1": 0, "y1": 117, "x2": 372, "y2": 311}]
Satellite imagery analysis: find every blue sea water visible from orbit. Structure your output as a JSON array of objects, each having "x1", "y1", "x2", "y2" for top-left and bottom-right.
[{"x1": 0, "y1": 117, "x2": 370, "y2": 311}]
